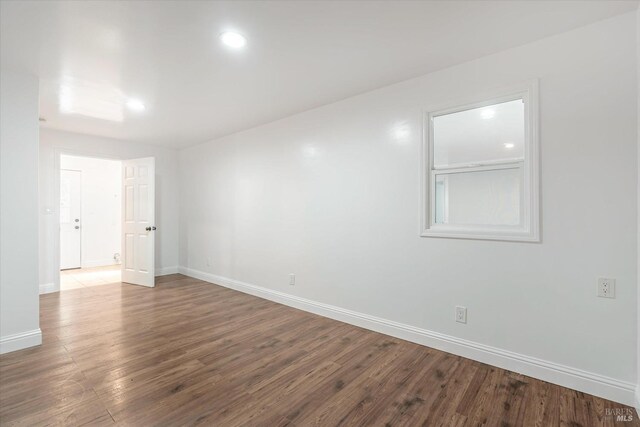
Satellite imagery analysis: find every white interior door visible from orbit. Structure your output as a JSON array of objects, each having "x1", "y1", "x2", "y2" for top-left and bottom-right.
[
  {"x1": 122, "y1": 157, "x2": 156, "y2": 287},
  {"x1": 60, "y1": 169, "x2": 82, "y2": 270}
]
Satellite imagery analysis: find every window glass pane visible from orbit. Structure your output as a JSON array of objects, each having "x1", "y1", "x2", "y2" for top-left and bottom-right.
[
  {"x1": 434, "y1": 167, "x2": 521, "y2": 226},
  {"x1": 433, "y1": 99, "x2": 524, "y2": 168},
  {"x1": 434, "y1": 180, "x2": 446, "y2": 224}
]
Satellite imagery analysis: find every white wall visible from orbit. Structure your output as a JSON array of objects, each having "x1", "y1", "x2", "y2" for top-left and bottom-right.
[
  {"x1": 0, "y1": 69, "x2": 41, "y2": 353},
  {"x1": 636, "y1": 4, "x2": 640, "y2": 416},
  {"x1": 60, "y1": 155, "x2": 121, "y2": 268},
  {"x1": 39, "y1": 129, "x2": 180, "y2": 289},
  {"x1": 179, "y1": 13, "x2": 637, "y2": 404}
]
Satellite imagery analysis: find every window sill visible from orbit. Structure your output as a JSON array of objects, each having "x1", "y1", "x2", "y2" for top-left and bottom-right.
[{"x1": 420, "y1": 227, "x2": 540, "y2": 243}]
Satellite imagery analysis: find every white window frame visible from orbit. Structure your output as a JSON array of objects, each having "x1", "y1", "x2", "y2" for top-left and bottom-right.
[{"x1": 421, "y1": 80, "x2": 540, "y2": 242}]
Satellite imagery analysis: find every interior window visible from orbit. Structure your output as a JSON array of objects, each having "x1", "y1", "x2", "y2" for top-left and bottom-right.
[{"x1": 422, "y1": 84, "x2": 539, "y2": 241}]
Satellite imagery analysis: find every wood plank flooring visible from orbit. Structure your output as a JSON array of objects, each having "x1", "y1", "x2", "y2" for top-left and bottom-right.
[{"x1": 0, "y1": 274, "x2": 637, "y2": 426}]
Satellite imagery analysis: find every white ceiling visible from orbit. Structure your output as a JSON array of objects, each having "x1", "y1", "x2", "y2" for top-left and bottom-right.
[{"x1": 1, "y1": 1, "x2": 637, "y2": 149}]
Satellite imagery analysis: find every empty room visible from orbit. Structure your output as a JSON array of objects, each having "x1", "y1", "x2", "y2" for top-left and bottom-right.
[{"x1": 0, "y1": 1, "x2": 639, "y2": 426}]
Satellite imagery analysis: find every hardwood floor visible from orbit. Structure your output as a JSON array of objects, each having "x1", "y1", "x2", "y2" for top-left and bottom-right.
[{"x1": 0, "y1": 274, "x2": 637, "y2": 426}]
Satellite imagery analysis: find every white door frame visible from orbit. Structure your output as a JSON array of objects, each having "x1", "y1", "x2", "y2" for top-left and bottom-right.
[{"x1": 52, "y1": 148, "x2": 123, "y2": 292}]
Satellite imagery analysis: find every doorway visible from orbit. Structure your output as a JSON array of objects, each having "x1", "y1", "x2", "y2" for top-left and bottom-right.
[{"x1": 59, "y1": 155, "x2": 122, "y2": 290}]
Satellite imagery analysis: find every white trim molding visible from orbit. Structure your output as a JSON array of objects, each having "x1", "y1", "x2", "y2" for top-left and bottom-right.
[
  {"x1": 39, "y1": 282, "x2": 57, "y2": 294},
  {"x1": 635, "y1": 385, "x2": 640, "y2": 417},
  {"x1": 179, "y1": 266, "x2": 635, "y2": 406},
  {"x1": 0, "y1": 329, "x2": 42, "y2": 354},
  {"x1": 156, "y1": 266, "x2": 178, "y2": 276}
]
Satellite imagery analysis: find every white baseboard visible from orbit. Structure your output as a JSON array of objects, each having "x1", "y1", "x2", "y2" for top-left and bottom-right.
[
  {"x1": 39, "y1": 282, "x2": 57, "y2": 294},
  {"x1": 0, "y1": 329, "x2": 42, "y2": 354},
  {"x1": 178, "y1": 266, "x2": 636, "y2": 406},
  {"x1": 635, "y1": 385, "x2": 640, "y2": 417},
  {"x1": 156, "y1": 266, "x2": 178, "y2": 276}
]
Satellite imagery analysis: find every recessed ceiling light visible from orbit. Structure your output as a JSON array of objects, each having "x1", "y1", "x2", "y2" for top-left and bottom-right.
[
  {"x1": 481, "y1": 108, "x2": 495, "y2": 120},
  {"x1": 504, "y1": 142, "x2": 515, "y2": 149},
  {"x1": 220, "y1": 31, "x2": 247, "y2": 49},
  {"x1": 126, "y1": 98, "x2": 145, "y2": 112}
]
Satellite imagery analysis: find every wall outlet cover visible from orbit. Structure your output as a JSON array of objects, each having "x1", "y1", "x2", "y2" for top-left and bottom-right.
[
  {"x1": 597, "y1": 278, "x2": 615, "y2": 298},
  {"x1": 455, "y1": 306, "x2": 467, "y2": 324}
]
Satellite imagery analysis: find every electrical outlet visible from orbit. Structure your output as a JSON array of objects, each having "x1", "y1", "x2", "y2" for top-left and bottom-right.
[
  {"x1": 455, "y1": 306, "x2": 467, "y2": 324},
  {"x1": 597, "y1": 278, "x2": 615, "y2": 298},
  {"x1": 289, "y1": 274, "x2": 295, "y2": 286}
]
